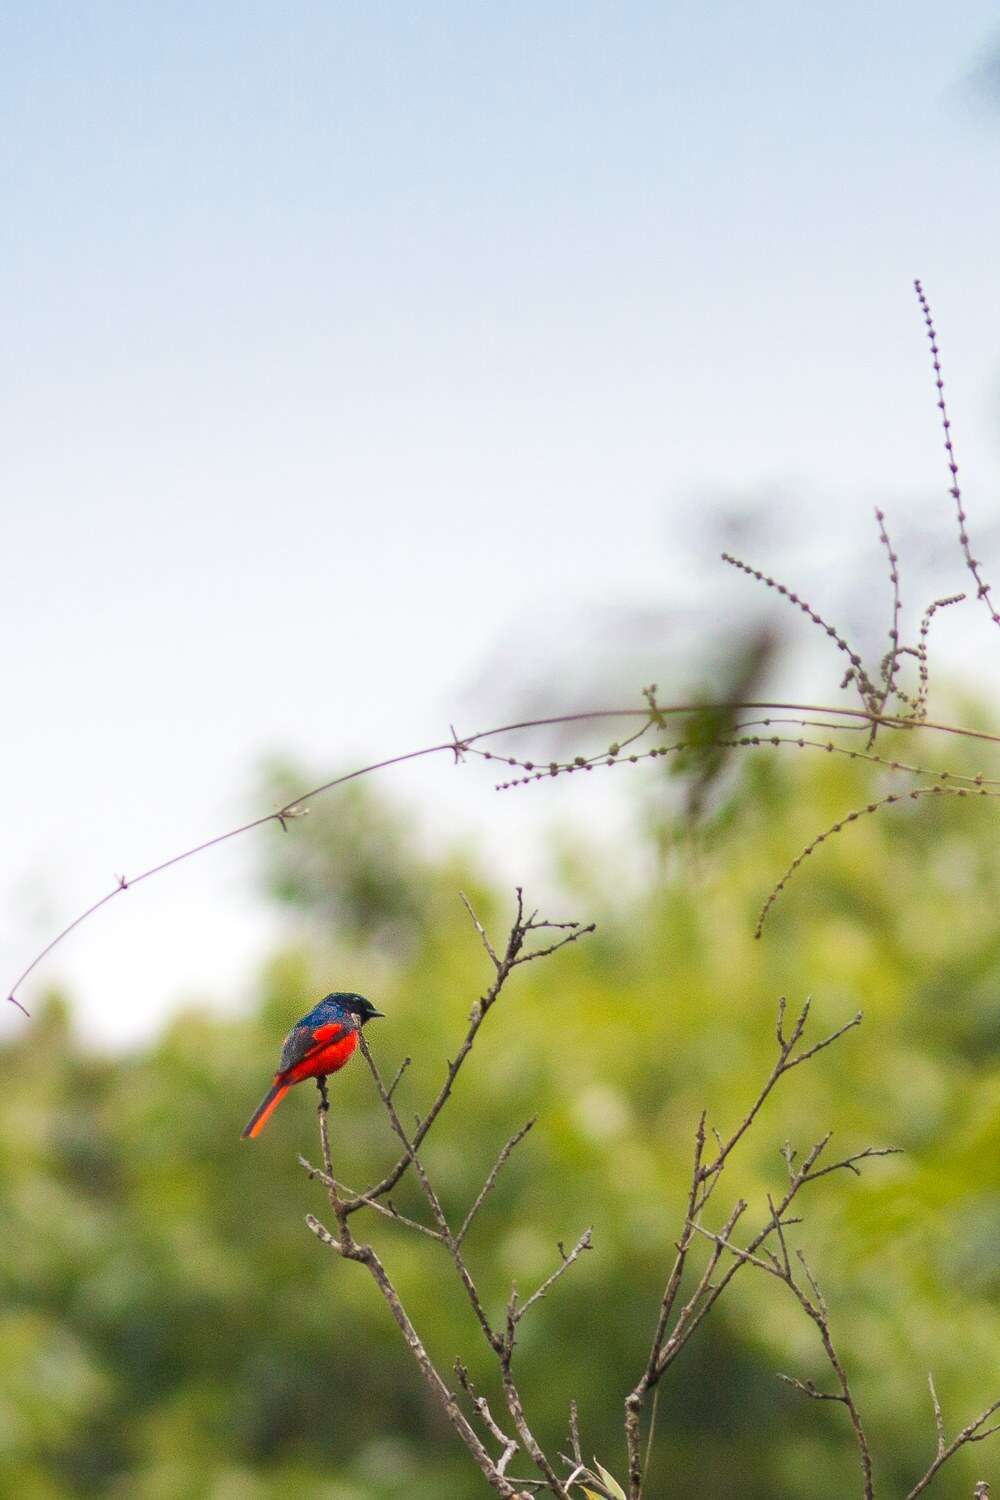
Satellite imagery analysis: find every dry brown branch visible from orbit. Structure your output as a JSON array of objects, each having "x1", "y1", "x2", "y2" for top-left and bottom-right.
[
  {"x1": 341, "y1": 891, "x2": 594, "y2": 1219},
  {"x1": 672, "y1": 1117, "x2": 1000, "y2": 1500},
  {"x1": 904, "y1": 1381, "x2": 1000, "y2": 1499},
  {"x1": 303, "y1": 892, "x2": 594, "y2": 1500},
  {"x1": 509, "y1": 1230, "x2": 594, "y2": 1326},
  {"x1": 457, "y1": 1118, "x2": 537, "y2": 1247},
  {"x1": 307, "y1": 1115, "x2": 541, "y2": 1497},
  {"x1": 696, "y1": 1218, "x2": 874, "y2": 1499},
  {"x1": 623, "y1": 998, "x2": 898, "y2": 1500},
  {"x1": 304, "y1": 1208, "x2": 519, "y2": 1496},
  {"x1": 456, "y1": 1360, "x2": 520, "y2": 1477},
  {"x1": 298, "y1": 1155, "x2": 442, "y2": 1239},
  {"x1": 385, "y1": 1054, "x2": 412, "y2": 1101},
  {"x1": 697, "y1": 999, "x2": 859, "y2": 1189},
  {"x1": 356, "y1": 1026, "x2": 503, "y2": 1354}
]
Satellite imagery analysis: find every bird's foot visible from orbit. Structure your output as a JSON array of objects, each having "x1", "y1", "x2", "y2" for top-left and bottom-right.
[{"x1": 315, "y1": 1076, "x2": 330, "y2": 1113}]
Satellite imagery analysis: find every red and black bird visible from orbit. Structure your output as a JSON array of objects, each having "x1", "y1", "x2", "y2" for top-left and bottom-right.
[{"x1": 241, "y1": 991, "x2": 383, "y2": 1139}]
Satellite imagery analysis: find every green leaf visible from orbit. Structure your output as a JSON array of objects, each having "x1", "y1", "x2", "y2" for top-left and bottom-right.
[{"x1": 594, "y1": 1462, "x2": 628, "y2": 1500}]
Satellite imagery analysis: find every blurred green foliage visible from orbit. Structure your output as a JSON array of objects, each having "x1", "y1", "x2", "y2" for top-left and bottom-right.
[{"x1": 4, "y1": 728, "x2": 1000, "y2": 1499}]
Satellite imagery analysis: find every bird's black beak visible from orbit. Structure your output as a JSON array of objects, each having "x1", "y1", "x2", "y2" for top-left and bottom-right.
[{"x1": 368, "y1": 1009, "x2": 385, "y2": 1020}]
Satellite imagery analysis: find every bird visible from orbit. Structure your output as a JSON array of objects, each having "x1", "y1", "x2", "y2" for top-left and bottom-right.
[{"x1": 241, "y1": 991, "x2": 383, "y2": 1139}]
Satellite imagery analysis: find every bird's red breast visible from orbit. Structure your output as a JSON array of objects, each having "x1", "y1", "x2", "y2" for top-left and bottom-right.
[{"x1": 279, "y1": 1023, "x2": 359, "y2": 1085}]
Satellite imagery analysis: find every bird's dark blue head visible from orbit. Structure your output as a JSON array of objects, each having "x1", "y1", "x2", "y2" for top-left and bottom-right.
[{"x1": 308, "y1": 991, "x2": 384, "y2": 1029}]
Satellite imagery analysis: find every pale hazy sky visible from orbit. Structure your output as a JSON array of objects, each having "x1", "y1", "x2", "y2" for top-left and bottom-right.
[{"x1": 3, "y1": 3, "x2": 999, "y2": 1043}]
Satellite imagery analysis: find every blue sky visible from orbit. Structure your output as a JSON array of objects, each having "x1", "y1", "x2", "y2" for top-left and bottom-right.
[{"x1": 2, "y1": 3, "x2": 999, "y2": 1041}]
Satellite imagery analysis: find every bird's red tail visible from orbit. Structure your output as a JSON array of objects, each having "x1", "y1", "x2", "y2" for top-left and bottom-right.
[{"x1": 241, "y1": 1082, "x2": 289, "y2": 1139}]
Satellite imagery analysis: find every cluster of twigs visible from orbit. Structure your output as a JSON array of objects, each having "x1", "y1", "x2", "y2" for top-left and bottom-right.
[
  {"x1": 301, "y1": 890, "x2": 595, "y2": 1500},
  {"x1": 299, "y1": 892, "x2": 998, "y2": 1497}
]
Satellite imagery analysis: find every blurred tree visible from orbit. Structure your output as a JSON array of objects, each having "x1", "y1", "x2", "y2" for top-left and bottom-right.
[{"x1": 4, "y1": 728, "x2": 1000, "y2": 1497}]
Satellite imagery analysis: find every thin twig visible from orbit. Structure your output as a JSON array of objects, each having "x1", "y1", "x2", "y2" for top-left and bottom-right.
[
  {"x1": 873, "y1": 506, "x2": 903, "y2": 728},
  {"x1": 299, "y1": 1156, "x2": 442, "y2": 1239},
  {"x1": 458, "y1": 1118, "x2": 537, "y2": 1246},
  {"x1": 625, "y1": 1001, "x2": 895, "y2": 1499},
  {"x1": 694, "y1": 1225, "x2": 874, "y2": 1499},
  {"x1": 345, "y1": 904, "x2": 584, "y2": 1500},
  {"x1": 929, "y1": 1374, "x2": 946, "y2": 1460},
  {"x1": 345, "y1": 893, "x2": 590, "y2": 1216},
  {"x1": 510, "y1": 1231, "x2": 594, "y2": 1325},
  {"x1": 755, "y1": 783, "x2": 1000, "y2": 938},
  {"x1": 457, "y1": 1360, "x2": 520, "y2": 1476},
  {"x1": 721, "y1": 552, "x2": 878, "y2": 707},
  {"x1": 697, "y1": 999, "x2": 861, "y2": 1205},
  {"x1": 356, "y1": 1029, "x2": 501, "y2": 1353},
  {"x1": 306, "y1": 1213, "x2": 521, "y2": 1497},
  {"x1": 906, "y1": 1389, "x2": 1000, "y2": 1499},
  {"x1": 385, "y1": 1055, "x2": 412, "y2": 1102},
  {"x1": 914, "y1": 279, "x2": 1000, "y2": 631}
]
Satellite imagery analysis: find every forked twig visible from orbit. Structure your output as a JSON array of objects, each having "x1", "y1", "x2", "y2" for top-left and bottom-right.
[
  {"x1": 624, "y1": 998, "x2": 894, "y2": 1500},
  {"x1": 305, "y1": 892, "x2": 592, "y2": 1500},
  {"x1": 905, "y1": 1378, "x2": 1000, "y2": 1499}
]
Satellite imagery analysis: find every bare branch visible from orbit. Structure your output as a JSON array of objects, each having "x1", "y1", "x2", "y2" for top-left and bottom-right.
[
  {"x1": 458, "y1": 1118, "x2": 537, "y2": 1247},
  {"x1": 355, "y1": 1029, "x2": 501, "y2": 1353},
  {"x1": 626, "y1": 999, "x2": 870, "y2": 1498},
  {"x1": 306, "y1": 1219, "x2": 522, "y2": 1497},
  {"x1": 696, "y1": 999, "x2": 861, "y2": 1208},
  {"x1": 696, "y1": 1222, "x2": 874, "y2": 1498},
  {"x1": 385, "y1": 1054, "x2": 412, "y2": 1102},
  {"x1": 511, "y1": 1230, "x2": 594, "y2": 1325},
  {"x1": 929, "y1": 1374, "x2": 946, "y2": 1460},
  {"x1": 778, "y1": 1372, "x2": 847, "y2": 1403},
  {"x1": 310, "y1": 899, "x2": 593, "y2": 1500},
  {"x1": 344, "y1": 892, "x2": 591, "y2": 1217},
  {"x1": 656, "y1": 1110, "x2": 708, "y2": 1329},
  {"x1": 624, "y1": 997, "x2": 900, "y2": 1499},
  {"x1": 456, "y1": 1360, "x2": 520, "y2": 1476},
  {"x1": 316, "y1": 1077, "x2": 335, "y2": 1186},
  {"x1": 299, "y1": 1156, "x2": 442, "y2": 1239},
  {"x1": 512, "y1": 923, "x2": 597, "y2": 967},
  {"x1": 656, "y1": 1198, "x2": 750, "y2": 1362},
  {"x1": 304, "y1": 1092, "x2": 533, "y2": 1499},
  {"x1": 689, "y1": 1219, "x2": 781, "y2": 1277},
  {"x1": 625, "y1": 1186, "x2": 744, "y2": 1499},
  {"x1": 498, "y1": 1359, "x2": 570, "y2": 1500},
  {"x1": 568, "y1": 1400, "x2": 583, "y2": 1468},
  {"x1": 800, "y1": 1145, "x2": 902, "y2": 1183},
  {"x1": 783, "y1": 1009, "x2": 864, "y2": 1070},
  {"x1": 460, "y1": 890, "x2": 501, "y2": 968},
  {"x1": 906, "y1": 1387, "x2": 1000, "y2": 1499}
]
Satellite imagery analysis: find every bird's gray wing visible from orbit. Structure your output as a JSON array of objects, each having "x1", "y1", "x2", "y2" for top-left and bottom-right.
[{"x1": 277, "y1": 1021, "x2": 350, "y2": 1076}]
